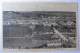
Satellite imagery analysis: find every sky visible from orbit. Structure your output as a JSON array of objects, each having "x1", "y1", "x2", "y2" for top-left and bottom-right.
[{"x1": 3, "y1": 2, "x2": 77, "y2": 12}]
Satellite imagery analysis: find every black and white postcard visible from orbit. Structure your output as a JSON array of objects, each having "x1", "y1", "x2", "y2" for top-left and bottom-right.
[{"x1": 2, "y1": 2, "x2": 78, "y2": 52}]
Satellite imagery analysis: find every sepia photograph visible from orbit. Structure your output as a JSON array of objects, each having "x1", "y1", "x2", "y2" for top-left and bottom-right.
[{"x1": 2, "y1": 2, "x2": 78, "y2": 52}]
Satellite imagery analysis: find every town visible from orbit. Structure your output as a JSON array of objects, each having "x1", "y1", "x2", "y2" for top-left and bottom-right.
[{"x1": 3, "y1": 11, "x2": 76, "y2": 49}]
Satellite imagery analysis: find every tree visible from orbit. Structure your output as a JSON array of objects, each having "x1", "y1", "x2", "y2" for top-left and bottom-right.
[
  {"x1": 35, "y1": 24, "x2": 45, "y2": 34},
  {"x1": 49, "y1": 25, "x2": 54, "y2": 33}
]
